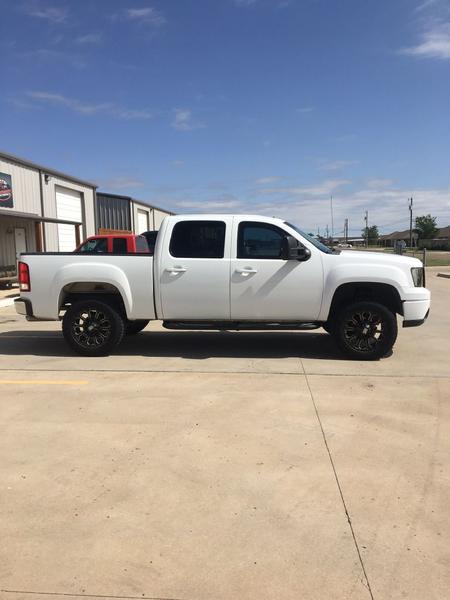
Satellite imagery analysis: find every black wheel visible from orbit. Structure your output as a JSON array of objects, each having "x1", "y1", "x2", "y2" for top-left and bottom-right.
[
  {"x1": 125, "y1": 319, "x2": 150, "y2": 335},
  {"x1": 333, "y1": 301, "x2": 397, "y2": 360},
  {"x1": 62, "y1": 300, "x2": 125, "y2": 356}
]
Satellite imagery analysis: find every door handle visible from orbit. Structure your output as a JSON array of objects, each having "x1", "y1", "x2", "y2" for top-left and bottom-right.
[
  {"x1": 236, "y1": 268, "x2": 257, "y2": 275},
  {"x1": 166, "y1": 266, "x2": 187, "y2": 274}
]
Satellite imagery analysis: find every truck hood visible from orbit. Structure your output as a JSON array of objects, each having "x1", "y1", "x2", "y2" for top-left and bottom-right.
[{"x1": 338, "y1": 250, "x2": 423, "y2": 268}]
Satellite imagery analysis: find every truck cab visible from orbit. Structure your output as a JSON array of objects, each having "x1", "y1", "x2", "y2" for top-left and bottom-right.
[{"x1": 75, "y1": 233, "x2": 150, "y2": 254}]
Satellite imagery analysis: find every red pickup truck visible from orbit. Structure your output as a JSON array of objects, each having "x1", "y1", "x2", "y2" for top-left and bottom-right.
[{"x1": 75, "y1": 232, "x2": 158, "y2": 254}]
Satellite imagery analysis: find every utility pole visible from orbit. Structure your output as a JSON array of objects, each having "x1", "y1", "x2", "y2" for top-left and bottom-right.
[
  {"x1": 326, "y1": 224, "x2": 329, "y2": 239},
  {"x1": 364, "y1": 211, "x2": 369, "y2": 248},
  {"x1": 344, "y1": 218, "x2": 349, "y2": 243},
  {"x1": 409, "y1": 197, "x2": 413, "y2": 248},
  {"x1": 330, "y1": 195, "x2": 334, "y2": 242}
]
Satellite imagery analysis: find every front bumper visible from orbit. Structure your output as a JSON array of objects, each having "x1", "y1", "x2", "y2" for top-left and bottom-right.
[{"x1": 402, "y1": 294, "x2": 430, "y2": 328}]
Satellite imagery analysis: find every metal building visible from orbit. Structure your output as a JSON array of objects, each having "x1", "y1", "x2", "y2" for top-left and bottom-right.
[
  {"x1": 0, "y1": 150, "x2": 96, "y2": 285},
  {"x1": 95, "y1": 191, "x2": 174, "y2": 235}
]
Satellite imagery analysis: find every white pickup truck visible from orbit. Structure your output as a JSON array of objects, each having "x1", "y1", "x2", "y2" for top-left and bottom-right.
[{"x1": 15, "y1": 214, "x2": 430, "y2": 360}]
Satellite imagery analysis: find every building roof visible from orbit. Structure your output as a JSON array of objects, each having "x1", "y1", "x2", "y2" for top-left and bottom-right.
[
  {"x1": 437, "y1": 225, "x2": 450, "y2": 238},
  {"x1": 0, "y1": 150, "x2": 97, "y2": 189},
  {"x1": 380, "y1": 225, "x2": 450, "y2": 240},
  {"x1": 379, "y1": 229, "x2": 412, "y2": 241}
]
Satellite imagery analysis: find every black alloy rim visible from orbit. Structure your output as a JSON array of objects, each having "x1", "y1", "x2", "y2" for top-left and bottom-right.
[
  {"x1": 71, "y1": 308, "x2": 112, "y2": 348},
  {"x1": 343, "y1": 310, "x2": 385, "y2": 353}
]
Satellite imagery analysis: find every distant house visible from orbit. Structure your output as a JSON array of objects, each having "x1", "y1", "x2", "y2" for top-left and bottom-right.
[{"x1": 379, "y1": 226, "x2": 450, "y2": 249}]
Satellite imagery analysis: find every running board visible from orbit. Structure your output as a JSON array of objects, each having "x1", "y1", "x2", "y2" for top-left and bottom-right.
[{"x1": 162, "y1": 320, "x2": 321, "y2": 331}]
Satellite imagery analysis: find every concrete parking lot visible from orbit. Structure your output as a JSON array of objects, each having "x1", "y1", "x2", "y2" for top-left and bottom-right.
[{"x1": 0, "y1": 269, "x2": 449, "y2": 600}]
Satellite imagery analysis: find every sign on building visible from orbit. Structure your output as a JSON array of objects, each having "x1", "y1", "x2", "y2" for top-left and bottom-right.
[{"x1": 0, "y1": 172, "x2": 13, "y2": 208}]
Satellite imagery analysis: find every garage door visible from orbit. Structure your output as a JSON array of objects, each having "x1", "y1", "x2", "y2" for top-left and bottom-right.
[
  {"x1": 56, "y1": 186, "x2": 82, "y2": 251},
  {"x1": 137, "y1": 209, "x2": 149, "y2": 234}
]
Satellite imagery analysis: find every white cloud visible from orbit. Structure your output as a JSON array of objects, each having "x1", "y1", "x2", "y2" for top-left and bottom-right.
[
  {"x1": 22, "y1": 2, "x2": 68, "y2": 23},
  {"x1": 367, "y1": 178, "x2": 394, "y2": 188},
  {"x1": 255, "y1": 176, "x2": 283, "y2": 185},
  {"x1": 171, "y1": 108, "x2": 205, "y2": 131},
  {"x1": 171, "y1": 160, "x2": 185, "y2": 167},
  {"x1": 250, "y1": 185, "x2": 450, "y2": 234},
  {"x1": 319, "y1": 160, "x2": 358, "y2": 172},
  {"x1": 76, "y1": 33, "x2": 103, "y2": 45},
  {"x1": 176, "y1": 197, "x2": 242, "y2": 211},
  {"x1": 260, "y1": 179, "x2": 351, "y2": 197},
  {"x1": 125, "y1": 6, "x2": 165, "y2": 25},
  {"x1": 296, "y1": 106, "x2": 315, "y2": 114},
  {"x1": 401, "y1": 22, "x2": 450, "y2": 59},
  {"x1": 26, "y1": 91, "x2": 154, "y2": 120}
]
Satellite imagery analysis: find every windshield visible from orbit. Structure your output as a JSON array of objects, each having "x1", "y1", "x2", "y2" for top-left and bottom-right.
[{"x1": 284, "y1": 222, "x2": 335, "y2": 254}]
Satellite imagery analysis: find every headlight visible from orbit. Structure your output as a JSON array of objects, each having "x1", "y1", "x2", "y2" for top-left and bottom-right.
[{"x1": 411, "y1": 267, "x2": 425, "y2": 287}]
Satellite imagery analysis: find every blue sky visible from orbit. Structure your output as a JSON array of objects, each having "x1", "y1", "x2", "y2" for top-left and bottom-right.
[{"x1": 2, "y1": 0, "x2": 450, "y2": 235}]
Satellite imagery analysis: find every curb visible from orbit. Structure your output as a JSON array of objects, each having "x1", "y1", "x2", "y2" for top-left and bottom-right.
[{"x1": 437, "y1": 272, "x2": 450, "y2": 279}]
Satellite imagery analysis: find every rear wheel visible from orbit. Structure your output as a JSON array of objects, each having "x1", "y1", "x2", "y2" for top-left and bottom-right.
[
  {"x1": 62, "y1": 299, "x2": 125, "y2": 356},
  {"x1": 333, "y1": 301, "x2": 397, "y2": 360},
  {"x1": 125, "y1": 319, "x2": 150, "y2": 335}
]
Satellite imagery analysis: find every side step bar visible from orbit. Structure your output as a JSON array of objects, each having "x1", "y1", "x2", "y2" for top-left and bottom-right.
[{"x1": 163, "y1": 320, "x2": 321, "y2": 331}]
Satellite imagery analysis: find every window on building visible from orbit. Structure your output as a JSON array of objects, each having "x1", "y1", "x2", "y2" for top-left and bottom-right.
[
  {"x1": 169, "y1": 221, "x2": 226, "y2": 258},
  {"x1": 237, "y1": 222, "x2": 286, "y2": 259}
]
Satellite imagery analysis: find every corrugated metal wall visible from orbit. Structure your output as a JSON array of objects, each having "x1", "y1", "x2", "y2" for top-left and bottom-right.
[
  {"x1": 96, "y1": 194, "x2": 132, "y2": 232},
  {"x1": 0, "y1": 157, "x2": 41, "y2": 215},
  {"x1": 0, "y1": 217, "x2": 36, "y2": 269}
]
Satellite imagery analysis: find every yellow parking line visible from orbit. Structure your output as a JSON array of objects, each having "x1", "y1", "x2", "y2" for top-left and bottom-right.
[{"x1": 0, "y1": 380, "x2": 88, "y2": 386}]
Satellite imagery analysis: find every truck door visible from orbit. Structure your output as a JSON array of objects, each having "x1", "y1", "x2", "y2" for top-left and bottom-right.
[
  {"x1": 230, "y1": 219, "x2": 323, "y2": 321},
  {"x1": 159, "y1": 218, "x2": 232, "y2": 320}
]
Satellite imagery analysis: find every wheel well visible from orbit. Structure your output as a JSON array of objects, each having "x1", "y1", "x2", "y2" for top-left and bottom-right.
[
  {"x1": 59, "y1": 282, "x2": 127, "y2": 317},
  {"x1": 328, "y1": 283, "x2": 403, "y2": 321}
]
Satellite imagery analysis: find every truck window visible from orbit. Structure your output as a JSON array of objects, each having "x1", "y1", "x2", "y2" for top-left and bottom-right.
[
  {"x1": 78, "y1": 238, "x2": 108, "y2": 253},
  {"x1": 135, "y1": 236, "x2": 150, "y2": 252},
  {"x1": 112, "y1": 238, "x2": 128, "y2": 254},
  {"x1": 237, "y1": 222, "x2": 285, "y2": 259},
  {"x1": 170, "y1": 221, "x2": 226, "y2": 258}
]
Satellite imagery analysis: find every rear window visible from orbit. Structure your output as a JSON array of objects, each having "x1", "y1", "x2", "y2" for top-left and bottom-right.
[
  {"x1": 78, "y1": 238, "x2": 108, "y2": 253},
  {"x1": 112, "y1": 238, "x2": 128, "y2": 254},
  {"x1": 169, "y1": 221, "x2": 226, "y2": 258},
  {"x1": 136, "y1": 236, "x2": 149, "y2": 252}
]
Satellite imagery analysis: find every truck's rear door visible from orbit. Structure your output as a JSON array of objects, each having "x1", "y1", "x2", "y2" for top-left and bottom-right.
[{"x1": 158, "y1": 217, "x2": 232, "y2": 319}]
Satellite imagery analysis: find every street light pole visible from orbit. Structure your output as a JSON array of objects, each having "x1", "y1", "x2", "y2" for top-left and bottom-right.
[
  {"x1": 364, "y1": 210, "x2": 369, "y2": 248},
  {"x1": 409, "y1": 197, "x2": 413, "y2": 248}
]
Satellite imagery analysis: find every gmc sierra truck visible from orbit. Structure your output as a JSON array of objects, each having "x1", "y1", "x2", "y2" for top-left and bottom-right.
[{"x1": 14, "y1": 214, "x2": 430, "y2": 360}]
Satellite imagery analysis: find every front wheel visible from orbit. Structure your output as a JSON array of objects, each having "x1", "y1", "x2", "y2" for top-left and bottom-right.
[
  {"x1": 333, "y1": 301, "x2": 398, "y2": 360},
  {"x1": 62, "y1": 300, "x2": 125, "y2": 356}
]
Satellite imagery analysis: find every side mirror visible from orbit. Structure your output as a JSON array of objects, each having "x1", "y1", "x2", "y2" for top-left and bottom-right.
[{"x1": 281, "y1": 235, "x2": 311, "y2": 261}]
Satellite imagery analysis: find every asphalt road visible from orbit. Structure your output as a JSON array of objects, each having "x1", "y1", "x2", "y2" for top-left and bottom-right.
[{"x1": 0, "y1": 270, "x2": 449, "y2": 600}]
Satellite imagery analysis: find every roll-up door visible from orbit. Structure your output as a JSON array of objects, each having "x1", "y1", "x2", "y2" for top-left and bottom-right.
[
  {"x1": 56, "y1": 186, "x2": 82, "y2": 251},
  {"x1": 137, "y1": 209, "x2": 149, "y2": 233}
]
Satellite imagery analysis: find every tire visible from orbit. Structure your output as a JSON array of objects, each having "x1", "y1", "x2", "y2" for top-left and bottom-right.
[
  {"x1": 125, "y1": 319, "x2": 150, "y2": 335},
  {"x1": 62, "y1": 299, "x2": 125, "y2": 356},
  {"x1": 333, "y1": 301, "x2": 398, "y2": 360}
]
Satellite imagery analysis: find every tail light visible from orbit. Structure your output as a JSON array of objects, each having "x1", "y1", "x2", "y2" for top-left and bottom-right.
[{"x1": 18, "y1": 261, "x2": 31, "y2": 292}]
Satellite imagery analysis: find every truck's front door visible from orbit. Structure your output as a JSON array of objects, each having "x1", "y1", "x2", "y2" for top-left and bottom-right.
[
  {"x1": 159, "y1": 218, "x2": 232, "y2": 320},
  {"x1": 230, "y1": 219, "x2": 323, "y2": 321}
]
